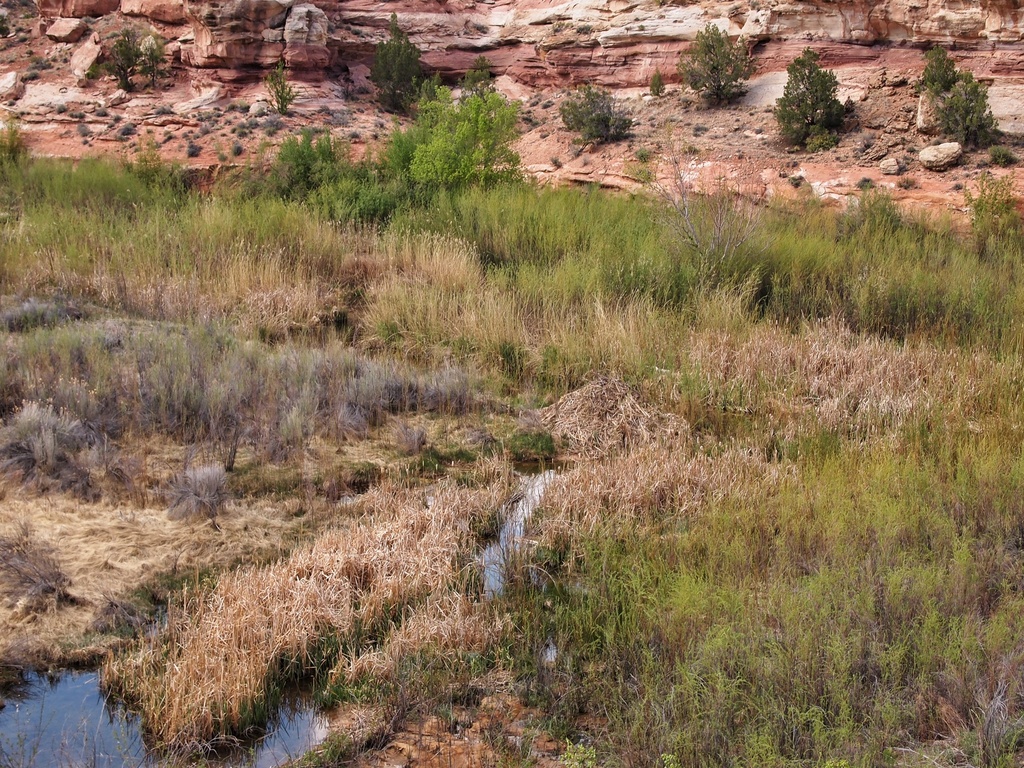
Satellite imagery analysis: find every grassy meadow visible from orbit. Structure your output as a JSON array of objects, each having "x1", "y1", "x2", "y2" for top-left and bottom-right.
[{"x1": 3, "y1": 141, "x2": 1024, "y2": 768}]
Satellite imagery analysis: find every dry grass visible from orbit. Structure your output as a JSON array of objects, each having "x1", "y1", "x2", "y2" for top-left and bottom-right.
[
  {"x1": 0, "y1": 521, "x2": 73, "y2": 611},
  {"x1": 683, "y1": 318, "x2": 1005, "y2": 437},
  {"x1": 336, "y1": 592, "x2": 503, "y2": 684},
  {"x1": 536, "y1": 442, "x2": 788, "y2": 563},
  {"x1": 102, "y1": 469, "x2": 515, "y2": 754},
  {"x1": 540, "y1": 375, "x2": 686, "y2": 458},
  {"x1": 0, "y1": 479, "x2": 307, "y2": 668}
]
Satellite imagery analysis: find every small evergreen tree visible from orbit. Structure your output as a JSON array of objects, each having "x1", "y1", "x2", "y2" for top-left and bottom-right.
[
  {"x1": 0, "y1": 13, "x2": 10, "y2": 39},
  {"x1": 560, "y1": 85, "x2": 633, "y2": 144},
  {"x1": 921, "y1": 47, "x2": 958, "y2": 95},
  {"x1": 649, "y1": 69, "x2": 665, "y2": 97},
  {"x1": 265, "y1": 62, "x2": 296, "y2": 115},
  {"x1": 371, "y1": 14, "x2": 422, "y2": 114},
  {"x1": 774, "y1": 48, "x2": 844, "y2": 147},
  {"x1": 940, "y1": 71, "x2": 998, "y2": 148},
  {"x1": 677, "y1": 24, "x2": 753, "y2": 104},
  {"x1": 106, "y1": 28, "x2": 142, "y2": 92},
  {"x1": 461, "y1": 55, "x2": 494, "y2": 97}
]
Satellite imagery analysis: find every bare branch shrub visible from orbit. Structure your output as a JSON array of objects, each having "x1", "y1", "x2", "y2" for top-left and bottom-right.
[
  {"x1": 168, "y1": 464, "x2": 230, "y2": 526},
  {"x1": 395, "y1": 421, "x2": 427, "y2": 455},
  {"x1": 0, "y1": 402, "x2": 92, "y2": 495},
  {"x1": 0, "y1": 522, "x2": 73, "y2": 608},
  {"x1": 650, "y1": 156, "x2": 764, "y2": 283}
]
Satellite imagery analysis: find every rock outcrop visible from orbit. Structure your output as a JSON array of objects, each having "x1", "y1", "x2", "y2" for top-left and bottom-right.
[
  {"x1": 36, "y1": 0, "x2": 119, "y2": 19},
  {"x1": 283, "y1": 3, "x2": 330, "y2": 69},
  {"x1": 919, "y1": 142, "x2": 963, "y2": 170},
  {"x1": 181, "y1": 0, "x2": 294, "y2": 68},
  {"x1": 122, "y1": 0, "x2": 187, "y2": 24},
  {"x1": 28, "y1": 0, "x2": 1024, "y2": 88}
]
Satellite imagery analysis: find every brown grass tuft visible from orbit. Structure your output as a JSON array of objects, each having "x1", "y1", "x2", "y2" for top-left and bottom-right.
[
  {"x1": 167, "y1": 464, "x2": 230, "y2": 526},
  {"x1": 0, "y1": 521, "x2": 74, "y2": 611}
]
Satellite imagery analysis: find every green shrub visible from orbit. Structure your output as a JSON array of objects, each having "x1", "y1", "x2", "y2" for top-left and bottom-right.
[
  {"x1": 0, "y1": 14, "x2": 9, "y2": 38},
  {"x1": 264, "y1": 62, "x2": 296, "y2": 116},
  {"x1": 404, "y1": 88, "x2": 521, "y2": 188},
  {"x1": 805, "y1": 126, "x2": 839, "y2": 152},
  {"x1": 105, "y1": 28, "x2": 142, "y2": 92},
  {"x1": 677, "y1": 24, "x2": 753, "y2": 104},
  {"x1": 939, "y1": 71, "x2": 998, "y2": 148},
  {"x1": 774, "y1": 48, "x2": 844, "y2": 147},
  {"x1": 460, "y1": 55, "x2": 494, "y2": 96},
  {"x1": 0, "y1": 119, "x2": 26, "y2": 164},
  {"x1": 989, "y1": 145, "x2": 1017, "y2": 167},
  {"x1": 649, "y1": 68, "x2": 665, "y2": 97},
  {"x1": 371, "y1": 13, "x2": 422, "y2": 114},
  {"x1": 964, "y1": 172, "x2": 1020, "y2": 242},
  {"x1": 559, "y1": 85, "x2": 632, "y2": 144},
  {"x1": 921, "y1": 47, "x2": 958, "y2": 95},
  {"x1": 272, "y1": 130, "x2": 347, "y2": 198}
]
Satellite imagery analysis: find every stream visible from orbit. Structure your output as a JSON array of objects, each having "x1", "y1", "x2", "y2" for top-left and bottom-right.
[
  {"x1": 0, "y1": 671, "x2": 329, "y2": 767},
  {"x1": 480, "y1": 470, "x2": 556, "y2": 598}
]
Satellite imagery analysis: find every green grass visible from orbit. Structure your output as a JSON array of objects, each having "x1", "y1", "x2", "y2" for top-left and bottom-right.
[{"x1": 7, "y1": 149, "x2": 1024, "y2": 766}]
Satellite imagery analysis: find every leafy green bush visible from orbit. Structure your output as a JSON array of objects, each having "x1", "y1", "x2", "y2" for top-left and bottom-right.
[
  {"x1": 939, "y1": 71, "x2": 998, "y2": 148},
  {"x1": 264, "y1": 62, "x2": 296, "y2": 115},
  {"x1": 805, "y1": 126, "x2": 839, "y2": 152},
  {"x1": 677, "y1": 24, "x2": 753, "y2": 104},
  {"x1": 406, "y1": 88, "x2": 521, "y2": 188},
  {"x1": 775, "y1": 48, "x2": 844, "y2": 147},
  {"x1": 649, "y1": 69, "x2": 665, "y2": 97},
  {"x1": 921, "y1": 47, "x2": 958, "y2": 95},
  {"x1": 371, "y1": 13, "x2": 422, "y2": 114},
  {"x1": 272, "y1": 130, "x2": 346, "y2": 198},
  {"x1": 559, "y1": 85, "x2": 632, "y2": 144}
]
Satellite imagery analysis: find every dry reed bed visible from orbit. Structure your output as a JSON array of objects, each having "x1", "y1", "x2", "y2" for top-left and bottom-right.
[
  {"x1": 684, "y1": 319, "x2": 1007, "y2": 437},
  {"x1": 536, "y1": 442, "x2": 788, "y2": 562},
  {"x1": 103, "y1": 471, "x2": 514, "y2": 754}
]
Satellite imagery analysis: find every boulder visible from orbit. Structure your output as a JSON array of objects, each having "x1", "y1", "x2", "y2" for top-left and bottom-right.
[
  {"x1": 916, "y1": 92, "x2": 941, "y2": 135},
  {"x1": 919, "y1": 142, "x2": 963, "y2": 171},
  {"x1": 45, "y1": 17, "x2": 88, "y2": 43},
  {"x1": 70, "y1": 33, "x2": 101, "y2": 81},
  {"x1": 36, "y1": 0, "x2": 119, "y2": 19},
  {"x1": 248, "y1": 100, "x2": 269, "y2": 116},
  {"x1": 879, "y1": 157, "x2": 901, "y2": 175},
  {"x1": 121, "y1": 0, "x2": 186, "y2": 24},
  {"x1": 282, "y1": 3, "x2": 330, "y2": 69},
  {"x1": 0, "y1": 71, "x2": 24, "y2": 102}
]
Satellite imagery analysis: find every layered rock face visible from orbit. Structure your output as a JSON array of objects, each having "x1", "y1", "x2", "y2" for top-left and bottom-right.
[{"x1": 33, "y1": 0, "x2": 1024, "y2": 84}]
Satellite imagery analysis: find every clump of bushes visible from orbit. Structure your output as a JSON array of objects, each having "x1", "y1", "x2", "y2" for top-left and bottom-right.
[
  {"x1": 559, "y1": 85, "x2": 632, "y2": 144},
  {"x1": 371, "y1": 13, "x2": 422, "y2": 114},
  {"x1": 921, "y1": 47, "x2": 998, "y2": 148}
]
